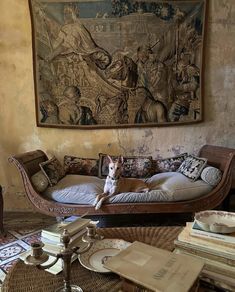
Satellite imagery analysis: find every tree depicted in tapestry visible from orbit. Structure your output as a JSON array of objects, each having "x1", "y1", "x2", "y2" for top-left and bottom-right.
[{"x1": 29, "y1": 0, "x2": 206, "y2": 128}]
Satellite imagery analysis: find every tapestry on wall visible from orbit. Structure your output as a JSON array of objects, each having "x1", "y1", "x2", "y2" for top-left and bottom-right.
[{"x1": 29, "y1": 0, "x2": 206, "y2": 129}]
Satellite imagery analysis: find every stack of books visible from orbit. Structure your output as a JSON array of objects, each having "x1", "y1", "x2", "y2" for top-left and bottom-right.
[
  {"x1": 174, "y1": 221, "x2": 235, "y2": 291},
  {"x1": 41, "y1": 217, "x2": 91, "y2": 255},
  {"x1": 20, "y1": 217, "x2": 92, "y2": 275},
  {"x1": 104, "y1": 241, "x2": 204, "y2": 292}
]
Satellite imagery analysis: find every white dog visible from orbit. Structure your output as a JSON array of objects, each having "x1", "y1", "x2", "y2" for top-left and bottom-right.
[{"x1": 94, "y1": 155, "x2": 149, "y2": 209}]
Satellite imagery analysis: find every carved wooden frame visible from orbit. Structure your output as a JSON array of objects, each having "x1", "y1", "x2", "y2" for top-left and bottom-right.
[{"x1": 9, "y1": 145, "x2": 234, "y2": 217}]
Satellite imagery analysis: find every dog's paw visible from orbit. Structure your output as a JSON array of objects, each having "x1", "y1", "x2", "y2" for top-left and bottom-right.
[
  {"x1": 95, "y1": 200, "x2": 102, "y2": 210},
  {"x1": 93, "y1": 193, "x2": 104, "y2": 206},
  {"x1": 95, "y1": 197, "x2": 106, "y2": 210}
]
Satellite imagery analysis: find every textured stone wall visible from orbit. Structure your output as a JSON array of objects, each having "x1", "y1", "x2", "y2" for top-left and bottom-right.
[{"x1": 0, "y1": 0, "x2": 234, "y2": 211}]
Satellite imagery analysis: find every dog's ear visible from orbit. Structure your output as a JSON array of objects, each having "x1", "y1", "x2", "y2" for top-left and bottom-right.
[
  {"x1": 118, "y1": 156, "x2": 124, "y2": 164},
  {"x1": 107, "y1": 155, "x2": 113, "y2": 163}
]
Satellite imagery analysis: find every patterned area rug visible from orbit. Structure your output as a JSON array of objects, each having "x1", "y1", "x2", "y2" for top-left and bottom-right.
[
  {"x1": 0, "y1": 212, "x2": 57, "y2": 288},
  {"x1": 0, "y1": 227, "x2": 42, "y2": 284},
  {"x1": 0, "y1": 212, "x2": 189, "y2": 289}
]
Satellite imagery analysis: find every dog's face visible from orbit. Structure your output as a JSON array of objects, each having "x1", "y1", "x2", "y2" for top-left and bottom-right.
[{"x1": 107, "y1": 155, "x2": 124, "y2": 179}]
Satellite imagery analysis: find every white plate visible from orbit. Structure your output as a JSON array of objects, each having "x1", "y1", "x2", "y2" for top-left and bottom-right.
[
  {"x1": 78, "y1": 238, "x2": 131, "y2": 273},
  {"x1": 195, "y1": 210, "x2": 235, "y2": 234}
]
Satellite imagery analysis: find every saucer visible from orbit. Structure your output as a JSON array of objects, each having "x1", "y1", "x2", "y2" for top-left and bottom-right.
[{"x1": 78, "y1": 238, "x2": 131, "y2": 273}]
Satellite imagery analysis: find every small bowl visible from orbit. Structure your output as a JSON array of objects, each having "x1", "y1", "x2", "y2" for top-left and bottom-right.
[{"x1": 195, "y1": 210, "x2": 235, "y2": 234}]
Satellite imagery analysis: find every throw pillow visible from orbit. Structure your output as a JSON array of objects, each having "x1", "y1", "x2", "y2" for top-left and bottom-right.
[
  {"x1": 98, "y1": 153, "x2": 153, "y2": 178},
  {"x1": 201, "y1": 166, "x2": 222, "y2": 187},
  {"x1": 153, "y1": 153, "x2": 188, "y2": 173},
  {"x1": 31, "y1": 171, "x2": 49, "y2": 192},
  {"x1": 40, "y1": 156, "x2": 65, "y2": 186},
  {"x1": 177, "y1": 155, "x2": 207, "y2": 181},
  {"x1": 64, "y1": 155, "x2": 99, "y2": 176}
]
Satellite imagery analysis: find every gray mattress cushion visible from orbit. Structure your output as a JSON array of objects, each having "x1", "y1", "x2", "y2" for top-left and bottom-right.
[
  {"x1": 43, "y1": 174, "x2": 171, "y2": 205},
  {"x1": 43, "y1": 175, "x2": 104, "y2": 205},
  {"x1": 43, "y1": 172, "x2": 212, "y2": 205},
  {"x1": 147, "y1": 172, "x2": 213, "y2": 201}
]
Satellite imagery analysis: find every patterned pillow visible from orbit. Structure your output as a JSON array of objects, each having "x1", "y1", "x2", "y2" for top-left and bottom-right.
[
  {"x1": 31, "y1": 171, "x2": 49, "y2": 192},
  {"x1": 40, "y1": 156, "x2": 65, "y2": 186},
  {"x1": 153, "y1": 153, "x2": 188, "y2": 173},
  {"x1": 98, "y1": 153, "x2": 153, "y2": 178},
  {"x1": 64, "y1": 155, "x2": 99, "y2": 176},
  {"x1": 177, "y1": 155, "x2": 207, "y2": 181},
  {"x1": 201, "y1": 166, "x2": 222, "y2": 186}
]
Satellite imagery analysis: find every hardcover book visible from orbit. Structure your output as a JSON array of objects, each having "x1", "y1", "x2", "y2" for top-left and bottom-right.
[
  {"x1": 41, "y1": 228, "x2": 87, "y2": 245},
  {"x1": 174, "y1": 239, "x2": 235, "y2": 266},
  {"x1": 41, "y1": 230, "x2": 86, "y2": 255},
  {"x1": 178, "y1": 223, "x2": 235, "y2": 255},
  {"x1": 41, "y1": 217, "x2": 91, "y2": 240},
  {"x1": 174, "y1": 248, "x2": 235, "y2": 278},
  {"x1": 104, "y1": 241, "x2": 204, "y2": 292},
  {"x1": 191, "y1": 221, "x2": 235, "y2": 245},
  {"x1": 200, "y1": 269, "x2": 235, "y2": 291}
]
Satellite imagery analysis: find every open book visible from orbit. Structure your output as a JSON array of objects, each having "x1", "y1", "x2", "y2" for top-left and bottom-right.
[{"x1": 104, "y1": 241, "x2": 204, "y2": 292}]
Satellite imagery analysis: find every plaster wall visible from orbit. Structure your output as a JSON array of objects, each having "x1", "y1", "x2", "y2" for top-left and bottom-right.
[{"x1": 0, "y1": 0, "x2": 234, "y2": 212}]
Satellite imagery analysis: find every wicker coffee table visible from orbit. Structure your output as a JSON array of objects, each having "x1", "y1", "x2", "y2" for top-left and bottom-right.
[{"x1": 2, "y1": 226, "x2": 182, "y2": 292}]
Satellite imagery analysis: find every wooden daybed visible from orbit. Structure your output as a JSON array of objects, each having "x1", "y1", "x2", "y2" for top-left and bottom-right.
[{"x1": 9, "y1": 145, "x2": 235, "y2": 217}]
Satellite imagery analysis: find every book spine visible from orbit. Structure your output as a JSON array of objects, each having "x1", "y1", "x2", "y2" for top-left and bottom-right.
[
  {"x1": 200, "y1": 277, "x2": 235, "y2": 292},
  {"x1": 42, "y1": 228, "x2": 86, "y2": 243},
  {"x1": 41, "y1": 231, "x2": 62, "y2": 241},
  {"x1": 178, "y1": 233, "x2": 235, "y2": 254},
  {"x1": 41, "y1": 219, "x2": 90, "y2": 239},
  {"x1": 174, "y1": 239, "x2": 235, "y2": 259},
  {"x1": 200, "y1": 270, "x2": 235, "y2": 288},
  {"x1": 174, "y1": 242, "x2": 235, "y2": 266},
  {"x1": 66, "y1": 220, "x2": 90, "y2": 235},
  {"x1": 41, "y1": 236, "x2": 62, "y2": 245},
  {"x1": 174, "y1": 248, "x2": 235, "y2": 278},
  {"x1": 191, "y1": 229, "x2": 235, "y2": 245}
]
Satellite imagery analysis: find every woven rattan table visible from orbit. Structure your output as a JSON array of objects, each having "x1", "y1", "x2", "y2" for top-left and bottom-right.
[{"x1": 2, "y1": 226, "x2": 182, "y2": 292}]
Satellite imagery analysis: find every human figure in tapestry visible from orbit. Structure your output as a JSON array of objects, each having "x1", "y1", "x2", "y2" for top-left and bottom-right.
[{"x1": 32, "y1": 0, "x2": 205, "y2": 127}]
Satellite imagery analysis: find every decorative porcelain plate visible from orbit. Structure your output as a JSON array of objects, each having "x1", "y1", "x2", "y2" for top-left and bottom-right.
[
  {"x1": 78, "y1": 238, "x2": 131, "y2": 273},
  {"x1": 195, "y1": 210, "x2": 235, "y2": 234}
]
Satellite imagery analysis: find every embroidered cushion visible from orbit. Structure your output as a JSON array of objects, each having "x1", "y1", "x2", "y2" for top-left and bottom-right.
[
  {"x1": 31, "y1": 171, "x2": 49, "y2": 192},
  {"x1": 201, "y1": 166, "x2": 222, "y2": 186},
  {"x1": 98, "y1": 153, "x2": 153, "y2": 178},
  {"x1": 153, "y1": 153, "x2": 188, "y2": 173},
  {"x1": 64, "y1": 155, "x2": 99, "y2": 176},
  {"x1": 40, "y1": 156, "x2": 65, "y2": 186},
  {"x1": 177, "y1": 155, "x2": 207, "y2": 181}
]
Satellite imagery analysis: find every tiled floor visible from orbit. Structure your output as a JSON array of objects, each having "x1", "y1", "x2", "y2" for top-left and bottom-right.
[
  {"x1": 0, "y1": 213, "x2": 56, "y2": 285},
  {"x1": 0, "y1": 229, "x2": 42, "y2": 283}
]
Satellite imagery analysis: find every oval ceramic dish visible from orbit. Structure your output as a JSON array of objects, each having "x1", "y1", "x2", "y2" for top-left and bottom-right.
[
  {"x1": 195, "y1": 210, "x2": 235, "y2": 234},
  {"x1": 78, "y1": 238, "x2": 131, "y2": 273}
]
